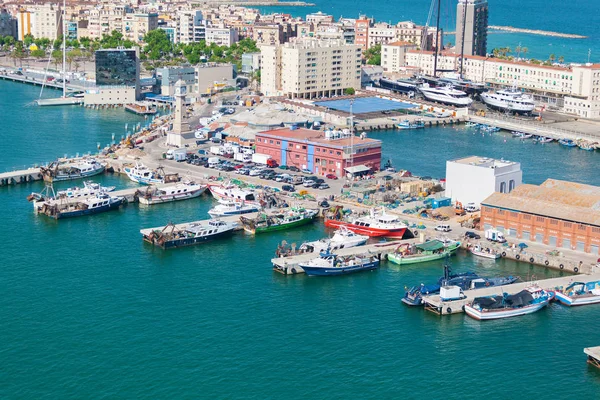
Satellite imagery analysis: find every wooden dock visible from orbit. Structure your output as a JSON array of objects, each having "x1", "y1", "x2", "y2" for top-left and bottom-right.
[
  {"x1": 584, "y1": 346, "x2": 600, "y2": 368},
  {"x1": 271, "y1": 240, "x2": 409, "y2": 275},
  {"x1": 422, "y1": 272, "x2": 600, "y2": 315},
  {"x1": 0, "y1": 168, "x2": 42, "y2": 186}
]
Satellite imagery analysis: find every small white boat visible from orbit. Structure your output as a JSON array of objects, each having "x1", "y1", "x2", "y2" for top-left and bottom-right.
[
  {"x1": 298, "y1": 227, "x2": 369, "y2": 253},
  {"x1": 469, "y1": 245, "x2": 501, "y2": 260},
  {"x1": 555, "y1": 281, "x2": 600, "y2": 306},
  {"x1": 137, "y1": 182, "x2": 207, "y2": 205},
  {"x1": 208, "y1": 199, "x2": 260, "y2": 217},
  {"x1": 465, "y1": 286, "x2": 553, "y2": 320}
]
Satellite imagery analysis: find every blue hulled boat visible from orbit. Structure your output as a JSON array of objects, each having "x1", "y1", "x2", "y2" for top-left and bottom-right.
[
  {"x1": 39, "y1": 193, "x2": 124, "y2": 219},
  {"x1": 299, "y1": 250, "x2": 379, "y2": 276},
  {"x1": 558, "y1": 138, "x2": 577, "y2": 147}
]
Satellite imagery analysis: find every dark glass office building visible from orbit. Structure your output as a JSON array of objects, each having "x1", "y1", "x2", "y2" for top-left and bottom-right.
[{"x1": 95, "y1": 49, "x2": 139, "y2": 87}]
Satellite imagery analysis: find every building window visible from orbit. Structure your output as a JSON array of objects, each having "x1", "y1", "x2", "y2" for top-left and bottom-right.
[
  {"x1": 523, "y1": 214, "x2": 531, "y2": 220},
  {"x1": 509, "y1": 180, "x2": 515, "y2": 192},
  {"x1": 497, "y1": 209, "x2": 505, "y2": 215},
  {"x1": 500, "y1": 182, "x2": 507, "y2": 193},
  {"x1": 563, "y1": 222, "x2": 572, "y2": 228},
  {"x1": 510, "y1": 212, "x2": 518, "y2": 218},
  {"x1": 578, "y1": 224, "x2": 587, "y2": 231},
  {"x1": 295, "y1": 154, "x2": 300, "y2": 158},
  {"x1": 269, "y1": 140, "x2": 274, "y2": 144},
  {"x1": 550, "y1": 219, "x2": 559, "y2": 225},
  {"x1": 536, "y1": 216, "x2": 545, "y2": 223}
]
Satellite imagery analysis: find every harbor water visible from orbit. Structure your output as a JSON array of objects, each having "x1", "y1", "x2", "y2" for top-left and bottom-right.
[{"x1": 1, "y1": 79, "x2": 600, "y2": 398}]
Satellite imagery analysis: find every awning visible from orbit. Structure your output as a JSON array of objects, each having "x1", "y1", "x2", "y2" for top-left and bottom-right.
[
  {"x1": 415, "y1": 240, "x2": 445, "y2": 252},
  {"x1": 344, "y1": 165, "x2": 371, "y2": 174}
]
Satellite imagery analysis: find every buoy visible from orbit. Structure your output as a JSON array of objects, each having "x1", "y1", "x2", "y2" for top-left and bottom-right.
[
  {"x1": 574, "y1": 267, "x2": 579, "y2": 273},
  {"x1": 502, "y1": 251, "x2": 506, "y2": 256},
  {"x1": 515, "y1": 254, "x2": 520, "y2": 260},
  {"x1": 545, "y1": 260, "x2": 550, "y2": 266},
  {"x1": 446, "y1": 307, "x2": 452, "y2": 314}
]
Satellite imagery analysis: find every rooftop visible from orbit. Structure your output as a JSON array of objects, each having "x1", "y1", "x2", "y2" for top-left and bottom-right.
[
  {"x1": 385, "y1": 41, "x2": 417, "y2": 47},
  {"x1": 257, "y1": 127, "x2": 381, "y2": 148},
  {"x1": 482, "y1": 179, "x2": 600, "y2": 227},
  {"x1": 449, "y1": 156, "x2": 519, "y2": 169}
]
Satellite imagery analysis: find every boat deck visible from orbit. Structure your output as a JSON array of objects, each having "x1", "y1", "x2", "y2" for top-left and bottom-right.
[
  {"x1": 272, "y1": 240, "x2": 414, "y2": 275},
  {"x1": 139, "y1": 213, "x2": 259, "y2": 236},
  {"x1": 422, "y1": 273, "x2": 600, "y2": 315},
  {"x1": 584, "y1": 346, "x2": 600, "y2": 368}
]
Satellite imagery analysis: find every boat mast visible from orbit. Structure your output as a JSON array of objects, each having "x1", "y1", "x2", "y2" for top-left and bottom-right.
[
  {"x1": 459, "y1": 0, "x2": 468, "y2": 78},
  {"x1": 349, "y1": 99, "x2": 354, "y2": 168},
  {"x1": 432, "y1": 0, "x2": 442, "y2": 78},
  {"x1": 62, "y1": 0, "x2": 66, "y2": 97}
]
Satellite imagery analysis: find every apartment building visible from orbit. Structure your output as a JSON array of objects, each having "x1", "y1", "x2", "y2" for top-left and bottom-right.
[
  {"x1": 354, "y1": 17, "x2": 370, "y2": 51},
  {"x1": 205, "y1": 26, "x2": 239, "y2": 46},
  {"x1": 455, "y1": 0, "x2": 488, "y2": 57},
  {"x1": 261, "y1": 38, "x2": 362, "y2": 99},
  {"x1": 252, "y1": 24, "x2": 284, "y2": 46},
  {"x1": 381, "y1": 41, "x2": 417, "y2": 73},
  {"x1": 31, "y1": 3, "x2": 62, "y2": 41},
  {"x1": 16, "y1": 9, "x2": 33, "y2": 41},
  {"x1": 86, "y1": 5, "x2": 127, "y2": 40},
  {"x1": 178, "y1": 10, "x2": 205, "y2": 44},
  {"x1": 123, "y1": 13, "x2": 158, "y2": 43},
  {"x1": 306, "y1": 11, "x2": 334, "y2": 25},
  {"x1": 0, "y1": 8, "x2": 17, "y2": 39}
]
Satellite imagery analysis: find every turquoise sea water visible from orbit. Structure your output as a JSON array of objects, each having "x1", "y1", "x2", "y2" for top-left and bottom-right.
[
  {"x1": 2, "y1": 79, "x2": 600, "y2": 398},
  {"x1": 259, "y1": 0, "x2": 600, "y2": 62}
]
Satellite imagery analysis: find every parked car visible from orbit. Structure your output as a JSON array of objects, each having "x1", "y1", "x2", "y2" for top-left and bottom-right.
[
  {"x1": 318, "y1": 183, "x2": 330, "y2": 190},
  {"x1": 303, "y1": 180, "x2": 316, "y2": 188},
  {"x1": 465, "y1": 231, "x2": 481, "y2": 239},
  {"x1": 288, "y1": 166, "x2": 300, "y2": 172},
  {"x1": 435, "y1": 224, "x2": 452, "y2": 232},
  {"x1": 325, "y1": 174, "x2": 338, "y2": 180},
  {"x1": 249, "y1": 168, "x2": 264, "y2": 176},
  {"x1": 315, "y1": 178, "x2": 325, "y2": 184},
  {"x1": 301, "y1": 168, "x2": 312, "y2": 174},
  {"x1": 281, "y1": 184, "x2": 295, "y2": 192},
  {"x1": 465, "y1": 203, "x2": 480, "y2": 213},
  {"x1": 237, "y1": 168, "x2": 250, "y2": 175},
  {"x1": 318, "y1": 199, "x2": 330, "y2": 208},
  {"x1": 278, "y1": 165, "x2": 288, "y2": 170}
]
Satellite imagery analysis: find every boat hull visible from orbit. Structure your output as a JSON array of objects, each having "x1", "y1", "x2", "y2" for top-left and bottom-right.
[
  {"x1": 52, "y1": 166, "x2": 105, "y2": 182},
  {"x1": 555, "y1": 292, "x2": 600, "y2": 306},
  {"x1": 138, "y1": 187, "x2": 206, "y2": 205},
  {"x1": 470, "y1": 250, "x2": 501, "y2": 259},
  {"x1": 55, "y1": 199, "x2": 123, "y2": 219},
  {"x1": 464, "y1": 300, "x2": 549, "y2": 320},
  {"x1": 300, "y1": 260, "x2": 380, "y2": 276},
  {"x1": 480, "y1": 95, "x2": 534, "y2": 114},
  {"x1": 146, "y1": 229, "x2": 234, "y2": 249},
  {"x1": 208, "y1": 208, "x2": 258, "y2": 217},
  {"x1": 249, "y1": 216, "x2": 315, "y2": 234},
  {"x1": 388, "y1": 244, "x2": 460, "y2": 265},
  {"x1": 324, "y1": 219, "x2": 406, "y2": 238}
]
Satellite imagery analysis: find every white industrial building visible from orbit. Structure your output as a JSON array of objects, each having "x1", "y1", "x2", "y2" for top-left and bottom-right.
[{"x1": 445, "y1": 156, "x2": 522, "y2": 206}]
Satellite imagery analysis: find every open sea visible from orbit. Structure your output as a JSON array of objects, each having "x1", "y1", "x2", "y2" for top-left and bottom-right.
[
  {"x1": 259, "y1": 0, "x2": 600, "y2": 63},
  {"x1": 2, "y1": 79, "x2": 600, "y2": 398}
]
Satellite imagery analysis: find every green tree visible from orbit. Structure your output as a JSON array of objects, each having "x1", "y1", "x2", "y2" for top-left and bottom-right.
[
  {"x1": 11, "y1": 42, "x2": 26, "y2": 66},
  {"x1": 558, "y1": 55, "x2": 564, "y2": 64},
  {"x1": 31, "y1": 49, "x2": 46, "y2": 59},
  {"x1": 53, "y1": 38, "x2": 63, "y2": 50},
  {"x1": 344, "y1": 87, "x2": 356, "y2": 95},
  {"x1": 4, "y1": 35, "x2": 15, "y2": 47},
  {"x1": 79, "y1": 36, "x2": 91, "y2": 49},
  {"x1": 51, "y1": 50, "x2": 63, "y2": 70},
  {"x1": 34, "y1": 37, "x2": 51, "y2": 49},
  {"x1": 549, "y1": 53, "x2": 556, "y2": 63},
  {"x1": 23, "y1": 33, "x2": 34, "y2": 47},
  {"x1": 365, "y1": 44, "x2": 381, "y2": 65},
  {"x1": 143, "y1": 29, "x2": 172, "y2": 60}
]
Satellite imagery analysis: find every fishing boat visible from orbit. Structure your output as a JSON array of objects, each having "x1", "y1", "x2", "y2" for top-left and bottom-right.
[
  {"x1": 28, "y1": 181, "x2": 115, "y2": 205},
  {"x1": 37, "y1": 193, "x2": 124, "y2": 219},
  {"x1": 465, "y1": 122, "x2": 479, "y2": 128},
  {"x1": 555, "y1": 281, "x2": 600, "y2": 306},
  {"x1": 207, "y1": 199, "x2": 260, "y2": 217},
  {"x1": 397, "y1": 119, "x2": 425, "y2": 130},
  {"x1": 142, "y1": 219, "x2": 236, "y2": 249},
  {"x1": 324, "y1": 207, "x2": 408, "y2": 238},
  {"x1": 578, "y1": 141, "x2": 595, "y2": 151},
  {"x1": 240, "y1": 207, "x2": 318, "y2": 234},
  {"x1": 299, "y1": 250, "x2": 380, "y2": 276},
  {"x1": 387, "y1": 239, "x2": 461, "y2": 265},
  {"x1": 469, "y1": 244, "x2": 501, "y2": 260},
  {"x1": 558, "y1": 138, "x2": 577, "y2": 147},
  {"x1": 40, "y1": 159, "x2": 105, "y2": 182},
  {"x1": 402, "y1": 260, "x2": 518, "y2": 306},
  {"x1": 537, "y1": 137, "x2": 554, "y2": 143},
  {"x1": 208, "y1": 183, "x2": 257, "y2": 203},
  {"x1": 464, "y1": 286, "x2": 554, "y2": 320},
  {"x1": 124, "y1": 162, "x2": 178, "y2": 185},
  {"x1": 137, "y1": 182, "x2": 206, "y2": 205},
  {"x1": 297, "y1": 227, "x2": 369, "y2": 254}
]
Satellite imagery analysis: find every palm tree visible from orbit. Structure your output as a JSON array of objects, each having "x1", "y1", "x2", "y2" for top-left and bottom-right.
[
  {"x1": 522, "y1": 47, "x2": 528, "y2": 59},
  {"x1": 549, "y1": 53, "x2": 556, "y2": 63},
  {"x1": 558, "y1": 55, "x2": 565, "y2": 64}
]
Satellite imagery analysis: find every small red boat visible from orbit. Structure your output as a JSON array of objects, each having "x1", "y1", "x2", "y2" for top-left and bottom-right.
[{"x1": 324, "y1": 209, "x2": 408, "y2": 238}]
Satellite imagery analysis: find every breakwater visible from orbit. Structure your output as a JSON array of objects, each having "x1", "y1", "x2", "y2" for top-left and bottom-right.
[{"x1": 489, "y1": 25, "x2": 587, "y2": 39}]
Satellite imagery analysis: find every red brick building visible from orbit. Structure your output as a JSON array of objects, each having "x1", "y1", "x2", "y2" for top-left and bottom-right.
[
  {"x1": 355, "y1": 18, "x2": 370, "y2": 50},
  {"x1": 481, "y1": 179, "x2": 600, "y2": 255},
  {"x1": 255, "y1": 128, "x2": 382, "y2": 178}
]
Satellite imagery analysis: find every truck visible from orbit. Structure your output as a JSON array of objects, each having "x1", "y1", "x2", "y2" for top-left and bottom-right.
[
  {"x1": 252, "y1": 153, "x2": 278, "y2": 168},
  {"x1": 485, "y1": 229, "x2": 506, "y2": 243},
  {"x1": 209, "y1": 145, "x2": 223, "y2": 155},
  {"x1": 208, "y1": 157, "x2": 221, "y2": 168},
  {"x1": 166, "y1": 148, "x2": 188, "y2": 162},
  {"x1": 234, "y1": 152, "x2": 252, "y2": 163}
]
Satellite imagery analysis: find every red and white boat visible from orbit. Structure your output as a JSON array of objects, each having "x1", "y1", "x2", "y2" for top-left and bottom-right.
[
  {"x1": 208, "y1": 184, "x2": 258, "y2": 204},
  {"x1": 324, "y1": 208, "x2": 408, "y2": 238}
]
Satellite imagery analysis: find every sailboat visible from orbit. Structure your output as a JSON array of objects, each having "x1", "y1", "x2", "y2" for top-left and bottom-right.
[{"x1": 36, "y1": 0, "x2": 83, "y2": 106}]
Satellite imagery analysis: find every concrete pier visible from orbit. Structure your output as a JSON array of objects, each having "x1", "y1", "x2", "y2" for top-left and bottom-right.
[
  {"x1": 584, "y1": 346, "x2": 600, "y2": 368},
  {"x1": 0, "y1": 168, "x2": 42, "y2": 186},
  {"x1": 422, "y1": 273, "x2": 600, "y2": 315}
]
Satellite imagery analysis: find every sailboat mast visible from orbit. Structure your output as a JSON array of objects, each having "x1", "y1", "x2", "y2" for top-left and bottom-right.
[
  {"x1": 62, "y1": 0, "x2": 66, "y2": 97},
  {"x1": 432, "y1": 0, "x2": 441, "y2": 77},
  {"x1": 459, "y1": 0, "x2": 468, "y2": 78}
]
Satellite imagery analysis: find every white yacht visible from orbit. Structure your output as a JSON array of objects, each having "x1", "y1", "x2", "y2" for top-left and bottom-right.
[
  {"x1": 208, "y1": 184, "x2": 257, "y2": 203},
  {"x1": 298, "y1": 227, "x2": 369, "y2": 253},
  {"x1": 480, "y1": 88, "x2": 535, "y2": 114},
  {"x1": 419, "y1": 84, "x2": 473, "y2": 107}
]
